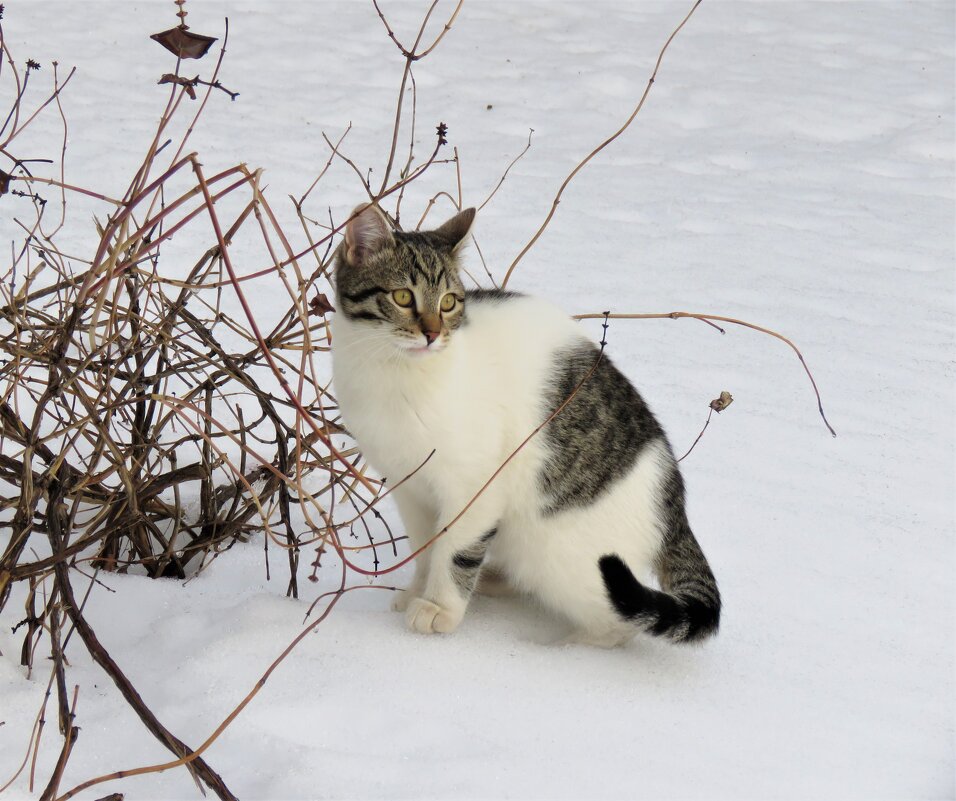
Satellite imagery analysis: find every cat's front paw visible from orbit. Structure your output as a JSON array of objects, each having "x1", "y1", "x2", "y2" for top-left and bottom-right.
[{"x1": 405, "y1": 597, "x2": 463, "y2": 634}]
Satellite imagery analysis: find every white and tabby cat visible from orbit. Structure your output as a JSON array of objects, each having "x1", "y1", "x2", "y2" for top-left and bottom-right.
[{"x1": 330, "y1": 204, "x2": 720, "y2": 647}]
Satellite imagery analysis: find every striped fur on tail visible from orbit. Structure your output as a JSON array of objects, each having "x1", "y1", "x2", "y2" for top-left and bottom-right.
[
  {"x1": 598, "y1": 553, "x2": 719, "y2": 643},
  {"x1": 599, "y1": 468, "x2": 720, "y2": 644}
]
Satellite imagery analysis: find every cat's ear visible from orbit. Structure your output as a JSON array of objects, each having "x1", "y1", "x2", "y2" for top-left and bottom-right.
[
  {"x1": 433, "y1": 207, "x2": 476, "y2": 252},
  {"x1": 343, "y1": 204, "x2": 393, "y2": 268}
]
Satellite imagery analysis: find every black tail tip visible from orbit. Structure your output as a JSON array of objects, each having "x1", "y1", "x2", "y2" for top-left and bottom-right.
[
  {"x1": 598, "y1": 554, "x2": 649, "y2": 619},
  {"x1": 598, "y1": 554, "x2": 720, "y2": 644}
]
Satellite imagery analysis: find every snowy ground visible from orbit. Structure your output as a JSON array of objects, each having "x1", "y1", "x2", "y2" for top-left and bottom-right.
[{"x1": 1, "y1": 1, "x2": 953, "y2": 799}]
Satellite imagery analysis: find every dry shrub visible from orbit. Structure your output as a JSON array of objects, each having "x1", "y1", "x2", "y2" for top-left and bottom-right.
[{"x1": 0, "y1": 5, "x2": 423, "y2": 797}]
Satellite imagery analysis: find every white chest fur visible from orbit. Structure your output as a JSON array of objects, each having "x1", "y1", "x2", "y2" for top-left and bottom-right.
[{"x1": 330, "y1": 296, "x2": 581, "y2": 506}]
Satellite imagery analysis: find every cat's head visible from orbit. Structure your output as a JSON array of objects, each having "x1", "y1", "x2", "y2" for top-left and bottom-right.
[{"x1": 334, "y1": 204, "x2": 475, "y2": 355}]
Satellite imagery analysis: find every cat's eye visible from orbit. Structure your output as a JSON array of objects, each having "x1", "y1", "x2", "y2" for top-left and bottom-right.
[
  {"x1": 440, "y1": 293, "x2": 457, "y2": 313},
  {"x1": 392, "y1": 288, "x2": 414, "y2": 308}
]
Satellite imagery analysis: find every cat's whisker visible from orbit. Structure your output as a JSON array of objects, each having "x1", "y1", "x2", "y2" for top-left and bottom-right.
[{"x1": 336, "y1": 335, "x2": 399, "y2": 361}]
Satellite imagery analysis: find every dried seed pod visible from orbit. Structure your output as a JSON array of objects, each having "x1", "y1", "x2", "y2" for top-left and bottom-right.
[{"x1": 710, "y1": 391, "x2": 734, "y2": 413}]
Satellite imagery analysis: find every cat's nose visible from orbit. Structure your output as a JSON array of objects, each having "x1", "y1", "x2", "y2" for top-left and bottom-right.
[{"x1": 420, "y1": 312, "x2": 441, "y2": 346}]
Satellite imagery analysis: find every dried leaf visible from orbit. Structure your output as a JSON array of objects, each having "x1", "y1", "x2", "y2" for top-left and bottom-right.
[
  {"x1": 150, "y1": 26, "x2": 217, "y2": 60},
  {"x1": 309, "y1": 292, "x2": 335, "y2": 316},
  {"x1": 710, "y1": 391, "x2": 734, "y2": 413},
  {"x1": 158, "y1": 73, "x2": 197, "y2": 100},
  {"x1": 0, "y1": 169, "x2": 10, "y2": 196}
]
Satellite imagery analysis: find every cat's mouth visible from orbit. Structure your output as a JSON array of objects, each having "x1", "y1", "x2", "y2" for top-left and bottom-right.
[
  {"x1": 400, "y1": 339, "x2": 445, "y2": 356},
  {"x1": 407, "y1": 344, "x2": 441, "y2": 356}
]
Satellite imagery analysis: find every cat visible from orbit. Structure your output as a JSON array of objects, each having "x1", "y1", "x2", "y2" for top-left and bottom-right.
[{"x1": 330, "y1": 203, "x2": 720, "y2": 647}]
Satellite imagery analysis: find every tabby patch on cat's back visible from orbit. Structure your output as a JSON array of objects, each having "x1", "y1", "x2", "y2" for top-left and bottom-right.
[{"x1": 330, "y1": 203, "x2": 720, "y2": 648}]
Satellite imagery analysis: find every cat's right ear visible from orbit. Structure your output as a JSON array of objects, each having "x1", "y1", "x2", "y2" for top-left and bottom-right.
[
  {"x1": 433, "y1": 207, "x2": 476, "y2": 253},
  {"x1": 343, "y1": 204, "x2": 393, "y2": 268}
]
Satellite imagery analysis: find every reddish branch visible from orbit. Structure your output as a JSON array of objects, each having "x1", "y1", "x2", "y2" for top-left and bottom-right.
[
  {"x1": 500, "y1": 0, "x2": 703, "y2": 289},
  {"x1": 46, "y1": 478, "x2": 237, "y2": 800},
  {"x1": 574, "y1": 310, "x2": 836, "y2": 437}
]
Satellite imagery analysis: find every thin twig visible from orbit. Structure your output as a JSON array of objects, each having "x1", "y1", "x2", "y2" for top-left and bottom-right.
[
  {"x1": 574, "y1": 310, "x2": 836, "y2": 436},
  {"x1": 500, "y1": 1, "x2": 702, "y2": 289}
]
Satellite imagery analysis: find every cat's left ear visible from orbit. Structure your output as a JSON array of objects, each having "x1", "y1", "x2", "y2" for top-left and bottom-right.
[{"x1": 434, "y1": 207, "x2": 476, "y2": 253}]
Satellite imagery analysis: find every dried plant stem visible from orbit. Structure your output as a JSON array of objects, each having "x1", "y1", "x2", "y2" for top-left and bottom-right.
[
  {"x1": 54, "y1": 584, "x2": 371, "y2": 801},
  {"x1": 37, "y1": 685, "x2": 78, "y2": 801},
  {"x1": 47, "y1": 480, "x2": 237, "y2": 800},
  {"x1": 3, "y1": 66, "x2": 77, "y2": 149},
  {"x1": 296, "y1": 123, "x2": 351, "y2": 209},
  {"x1": 374, "y1": 0, "x2": 464, "y2": 193},
  {"x1": 678, "y1": 404, "x2": 715, "y2": 462},
  {"x1": 478, "y1": 128, "x2": 534, "y2": 212},
  {"x1": 190, "y1": 158, "x2": 377, "y2": 493},
  {"x1": 574, "y1": 310, "x2": 836, "y2": 436},
  {"x1": 9, "y1": 176, "x2": 122, "y2": 205},
  {"x1": 500, "y1": 0, "x2": 702, "y2": 289},
  {"x1": 0, "y1": 668, "x2": 55, "y2": 794}
]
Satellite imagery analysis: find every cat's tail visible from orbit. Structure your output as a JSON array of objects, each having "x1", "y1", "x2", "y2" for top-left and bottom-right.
[{"x1": 598, "y1": 472, "x2": 720, "y2": 644}]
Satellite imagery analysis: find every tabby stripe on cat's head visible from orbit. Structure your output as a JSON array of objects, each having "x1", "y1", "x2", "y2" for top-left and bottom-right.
[
  {"x1": 343, "y1": 286, "x2": 390, "y2": 304},
  {"x1": 409, "y1": 255, "x2": 430, "y2": 286},
  {"x1": 408, "y1": 243, "x2": 447, "y2": 288},
  {"x1": 425, "y1": 249, "x2": 448, "y2": 288},
  {"x1": 348, "y1": 310, "x2": 385, "y2": 322}
]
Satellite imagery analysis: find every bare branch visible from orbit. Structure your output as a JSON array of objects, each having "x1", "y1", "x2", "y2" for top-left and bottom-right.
[
  {"x1": 574, "y1": 311, "x2": 836, "y2": 436},
  {"x1": 500, "y1": 1, "x2": 702, "y2": 289}
]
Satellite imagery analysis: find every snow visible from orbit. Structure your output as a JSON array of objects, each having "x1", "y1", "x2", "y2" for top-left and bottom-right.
[{"x1": 1, "y1": 1, "x2": 953, "y2": 799}]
